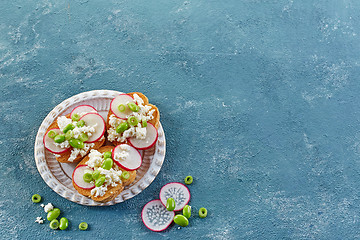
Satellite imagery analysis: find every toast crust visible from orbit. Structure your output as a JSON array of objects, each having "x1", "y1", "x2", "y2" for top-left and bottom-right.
[
  {"x1": 106, "y1": 92, "x2": 160, "y2": 145},
  {"x1": 72, "y1": 146, "x2": 136, "y2": 202},
  {"x1": 46, "y1": 113, "x2": 105, "y2": 163}
]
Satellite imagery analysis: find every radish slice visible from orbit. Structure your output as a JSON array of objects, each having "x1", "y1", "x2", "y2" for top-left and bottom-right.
[
  {"x1": 128, "y1": 122, "x2": 158, "y2": 150},
  {"x1": 72, "y1": 165, "x2": 95, "y2": 189},
  {"x1": 110, "y1": 94, "x2": 135, "y2": 119},
  {"x1": 70, "y1": 105, "x2": 97, "y2": 118},
  {"x1": 79, "y1": 113, "x2": 105, "y2": 143},
  {"x1": 142, "y1": 199, "x2": 175, "y2": 232},
  {"x1": 160, "y1": 183, "x2": 191, "y2": 211},
  {"x1": 43, "y1": 128, "x2": 70, "y2": 154},
  {"x1": 112, "y1": 144, "x2": 142, "y2": 171}
]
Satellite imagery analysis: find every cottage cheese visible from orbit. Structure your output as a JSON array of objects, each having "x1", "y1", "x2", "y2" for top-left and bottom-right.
[
  {"x1": 68, "y1": 143, "x2": 95, "y2": 162},
  {"x1": 35, "y1": 217, "x2": 44, "y2": 224},
  {"x1": 86, "y1": 149, "x2": 123, "y2": 197},
  {"x1": 44, "y1": 203, "x2": 54, "y2": 213},
  {"x1": 113, "y1": 144, "x2": 130, "y2": 162}
]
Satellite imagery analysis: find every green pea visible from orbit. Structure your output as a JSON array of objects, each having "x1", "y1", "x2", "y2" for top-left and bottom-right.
[
  {"x1": 65, "y1": 130, "x2": 74, "y2": 140},
  {"x1": 92, "y1": 170, "x2": 101, "y2": 180},
  {"x1": 78, "y1": 133, "x2": 89, "y2": 142},
  {"x1": 47, "y1": 208, "x2": 60, "y2": 221},
  {"x1": 142, "y1": 119, "x2": 147, "y2": 128},
  {"x1": 79, "y1": 222, "x2": 88, "y2": 230},
  {"x1": 166, "y1": 198, "x2": 176, "y2": 211},
  {"x1": 31, "y1": 194, "x2": 41, "y2": 203},
  {"x1": 183, "y1": 205, "x2": 191, "y2": 219},
  {"x1": 118, "y1": 104, "x2": 126, "y2": 112},
  {"x1": 173, "y1": 215, "x2": 189, "y2": 227},
  {"x1": 116, "y1": 122, "x2": 129, "y2": 133},
  {"x1": 83, "y1": 173, "x2": 93, "y2": 183},
  {"x1": 127, "y1": 116, "x2": 138, "y2": 126},
  {"x1": 199, "y1": 207, "x2": 207, "y2": 218},
  {"x1": 54, "y1": 134, "x2": 65, "y2": 143},
  {"x1": 48, "y1": 130, "x2": 57, "y2": 139},
  {"x1": 121, "y1": 171, "x2": 130, "y2": 180},
  {"x1": 71, "y1": 113, "x2": 81, "y2": 121},
  {"x1": 184, "y1": 175, "x2": 193, "y2": 185},
  {"x1": 76, "y1": 120, "x2": 85, "y2": 127},
  {"x1": 69, "y1": 139, "x2": 84, "y2": 149},
  {"x1": 103, "y1": 151, "x2": 112, "y2": 159},
  {"x1": 63, "y1": 123, "x2": 75, "y2": 133},
  {"x1": 101, "y1": 158, "x2": 113, "y2": 170},
  {"x1": 59, "y1": 217, "x2": 69, "y2": 230},
  {"x1": 95, "y1": 176, "x2": 106, "y2": 187},
  {"x1": 49, "y1": 219, "x2": 59, "y2": 230},
  {"x1": 127, "y1": 102, "x2": 139, "y2": 112}
]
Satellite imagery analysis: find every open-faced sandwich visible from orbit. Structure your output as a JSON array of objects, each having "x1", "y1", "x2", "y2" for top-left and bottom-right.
[
  {"x1": 107, "y1": 92, "x2": 160, "y2": 149},
  {"x1": 72, "y1": 145, "x2": 138, "y2": 202},
  {"x1": 43, "y1": 105, "x2": 106, "y2": 163}
]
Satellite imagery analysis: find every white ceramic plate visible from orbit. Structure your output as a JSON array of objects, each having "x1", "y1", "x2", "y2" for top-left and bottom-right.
[{"x1": 34, "y1": 90, "x2": 166, "y2": 206}]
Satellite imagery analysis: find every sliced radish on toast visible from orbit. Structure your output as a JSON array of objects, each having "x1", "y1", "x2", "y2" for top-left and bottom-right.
[
  {"x1": 160, "y1": 182, "x2": 190, "y2": 211},
  {"x1": 70, "y1": 105, "x2": 97, "y2": 118},
  {"x1": 110, "y1": 94, "x2": 135, "y2": 119},
  {"x1": 142, "y1": 199, "x2": 175, "y2": 232},
  {"x1": 72, "y1": 165, "x2": 95, "y2": 189},
  {"x1": 128, "y1": 122, "x2": 158, "y2": 150},
  {"x1": 79, "y1": 113, "x2": 105, "y2": 143},
  {"x1": 112, "y1": 144, "x2": 142, "y2": 171},
  {"x1": 43, "y1": 128, "x2": 70, "y2": 154}
]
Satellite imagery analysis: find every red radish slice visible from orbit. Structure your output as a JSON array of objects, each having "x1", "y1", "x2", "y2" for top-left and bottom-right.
[
  {"x1": 142, "y1": 199, "x2": 175, "y2": 232},
  {"x1": 128, "y1": 122, "x2": 158, "y2": 150},
  {"x1": 72, "y1": 165, "x2": 95, "y2": 190},
  {"x1": 79, "y1": 113, "x2": 105, "y2": 143},
  {"x1": 43, "y1": 128, "x2": 70, "y2": 154},
  {"x1": 160, "y1": 182, "x2": 191, "y2": 211},
  {"x1": 110, "y1": 94, "x2": 135, "y2": 119},
  {"x1": 70, "y1": 105, "x2": 97, "y2": 118},
  {"x1": 112, "y1": 144, "x2": 142, "y2": 171}
]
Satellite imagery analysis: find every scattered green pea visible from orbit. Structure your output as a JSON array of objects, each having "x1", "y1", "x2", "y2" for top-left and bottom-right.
[
  {"x1": 183, "y1": 205, "x2": 191, "y2": 219},
  {"x1": 173, "y1": 215, "x2": 189, "y2": 227},
  {"x1": 199, "y1": 207, "x2": 207, "y2": 218},
  {"x1": 184, "y1": 176, "x2": 193, "y2": 185},
  {"x1": 95, "y1": 176, "x2": 106, "y2": 187},
  {"x1": 101, "y1": 158, "x2": 113, "y2": 170},
  {"x1": 31, "y1": 194, "x2": 41, "y2": 203},
  {"x1": 79, "y1": 222, "x2": 88, "y2": 230},
  {"x1": 49, "y1": 219, "x2": 59, "y2": 230},
  {"x1": 127, "y1": 102, "x2": 139, "y2": 112},
  {"x1": 166, "y1": 198, "x2": 176, "y2": 211},
  {"x1": 103, "y1": 151, "x2": 112, "y2": 159},
  {"x1": 54, "y1": 134, "x2": 65, "y2": 143},
  {"x1": 71, "y1": 113, "x2": 81, "y2": 121},
  {"x1": 69, "y1": 139, "x2": 84, "y2": 149},
  {"x1": 141, "y1": 119, "x2": 147, "y2": 128},
  {"x1": 59, "y1": 217, "x2": 69, "y2": 230},
  {"x1": 78, "y1": 133, "x2": 89, "y2": 142},
  {"x1": 48, "y1": 130, "x2": 57, "y2": 139},
  {"x1": 121, "y1": 171, "x2": 130, "y2": 180},
  {"x1": 47, "y1": 208, "x2": 60, "y2": 221},
  {"x1": 76, "y1": 120, "x2": 85, "y2": 127},
  {"x1": 65, "y1": 130, "x2": 74, "y2": 141},
  {"x1": 83, "y1": 173, "x2": 93, "y2": 183},
  {"x1": 63, "y1": 124, "x2": 75, "y2": 133},
  {"x1": 116, "y1": 122, "x2": 129, "y2": 133},
  {"x1": 92, "y1": 170, "x2": 101, "y2": 180},
  {"x1": 127, "y1": 116, "x2": 138, "y2": 126}
]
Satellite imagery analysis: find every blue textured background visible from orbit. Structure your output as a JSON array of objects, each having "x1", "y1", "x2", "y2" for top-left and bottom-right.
[{"x1": 1, "y1": 0, "x2": 360, "y2": 239}]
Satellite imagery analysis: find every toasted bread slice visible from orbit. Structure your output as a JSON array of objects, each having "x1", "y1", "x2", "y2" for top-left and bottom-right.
[
  {"x1": 46, "y1": 114, "x2": 105, "y2": 163},
  {"x1": 73, "y1": 146, "x2": 136, "y2": 202},
  {"x1": 106, "y1": 92, "x2": 160, "y2": 145}
]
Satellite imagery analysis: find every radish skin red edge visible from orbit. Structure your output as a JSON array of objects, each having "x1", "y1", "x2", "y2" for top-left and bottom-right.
[
  {"x1": 141, "y1": 199, "x2": 175, "y2": 232},
  {"x1": 72, "y1": 165, "x2": 95, "y2": 190},
  {"x1": 112, "y1": 144, "x2": 142, "y2": 171},
  {"x1": 128, "y1": 122, "x2": 158, "y2": 150},
  {"x1": 70, "y1": 105, "x2": 97, "y2": 118},
  {"x1": 159, "y1": 182, "x2": 191, "y2": 211},
  {"x1": 43, "y1": 128, "x2": 70, "y2": 154},
  {"x1": 79, "y1": 113, "x2": 106, "y2": 143}
]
